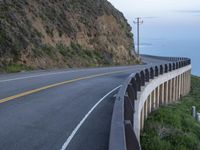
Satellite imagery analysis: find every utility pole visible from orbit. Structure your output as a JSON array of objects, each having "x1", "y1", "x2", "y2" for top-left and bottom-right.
[{"x1": 134, "y1": 18, "x2": 143, "y2": 58}]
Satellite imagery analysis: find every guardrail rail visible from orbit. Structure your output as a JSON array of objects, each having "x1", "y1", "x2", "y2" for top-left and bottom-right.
[{"x1": 109, "y1": 56, "x2": 191, "y2": 150}]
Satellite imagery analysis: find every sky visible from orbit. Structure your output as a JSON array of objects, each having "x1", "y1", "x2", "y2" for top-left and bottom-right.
[
  {"x1": 107, "y1": 0, "x2": 200, "y2": 76},
  {"x1": 107, "y1": 0, "x2": 200, "y2": 21}
]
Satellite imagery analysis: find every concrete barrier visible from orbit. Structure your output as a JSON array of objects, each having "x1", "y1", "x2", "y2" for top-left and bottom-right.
[
  {"x1": 109, "y1": 56, "x2": 191, "y2": 150},
  {"x1": 134, "y1": 65, "x2": 191, "y2": 139}
]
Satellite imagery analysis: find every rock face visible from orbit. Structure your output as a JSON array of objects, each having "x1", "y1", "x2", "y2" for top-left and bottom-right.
[{"x1": 0, "y1": 0, "x2": 136, "y2": 70}]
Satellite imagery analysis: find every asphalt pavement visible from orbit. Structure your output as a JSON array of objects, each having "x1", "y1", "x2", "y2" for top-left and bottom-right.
[{"x1": 0, "y1": 56, "x2": 170, "y2": 150}]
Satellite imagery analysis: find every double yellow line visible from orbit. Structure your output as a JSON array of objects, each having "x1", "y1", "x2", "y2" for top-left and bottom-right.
[{"x1": 0, "y1": 69, "x2": 131, "y2": 104}]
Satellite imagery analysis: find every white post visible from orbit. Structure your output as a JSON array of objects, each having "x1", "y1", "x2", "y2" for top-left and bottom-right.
[
  {"x1": 192, "y1": 106, "x2": 196, "y2": 118},
  {"x1": 196, "y1": 113, "x2": 200, "y2": 123}
]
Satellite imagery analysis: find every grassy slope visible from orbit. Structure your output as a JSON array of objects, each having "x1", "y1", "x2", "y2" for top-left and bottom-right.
[{"x1": 141, "y1": 76, "x2": 200, "y2": 150}]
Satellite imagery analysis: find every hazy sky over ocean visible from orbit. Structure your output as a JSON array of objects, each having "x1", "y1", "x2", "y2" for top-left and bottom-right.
[{"x1": 108, "y1": 0, "x2": 200, "y2": 76}]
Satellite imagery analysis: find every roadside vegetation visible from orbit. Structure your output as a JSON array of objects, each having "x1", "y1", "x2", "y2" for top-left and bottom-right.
[
  {"x1": 141, "y1": 76, "x2": 200, "y2": 150},
  {"x1": 0, "y1": 42, "x2": 114, "y2": 73},
  {"x1": 0, "y1": 63, "x2": 32, "y2": 73},
  {"x1": 0, "y1": 0, "x2": 136, "y2": 72},
  {"x1": 37, "y1": 42, "x2": 112, "y2": 67}
]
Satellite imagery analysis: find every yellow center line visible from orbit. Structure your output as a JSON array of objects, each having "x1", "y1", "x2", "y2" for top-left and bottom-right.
[{"x1": 0, "y1": 69, "x2": 131, "y2": 104}]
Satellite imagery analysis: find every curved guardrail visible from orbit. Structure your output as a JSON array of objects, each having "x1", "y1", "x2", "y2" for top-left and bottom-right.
[{"x1": 109, "y1": 56, "x2": 191, "y2": 150}]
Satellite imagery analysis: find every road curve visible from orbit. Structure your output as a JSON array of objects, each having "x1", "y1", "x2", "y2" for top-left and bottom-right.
[{"x1": 0, "y1": 56, "x2": 170, "y2": 150}]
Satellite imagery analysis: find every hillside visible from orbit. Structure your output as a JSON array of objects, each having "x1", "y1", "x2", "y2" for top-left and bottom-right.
[
  {"x1": 141, "y1": 76, "x2": 200, "y2": 150},
  {"x1": 0, "y1": 0, "x2": 136, "y2": 72}
]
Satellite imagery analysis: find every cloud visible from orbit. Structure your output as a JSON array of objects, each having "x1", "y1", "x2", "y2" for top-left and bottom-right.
[{"x1": 176, "y1": 10, "x2": 200, "y2": 13}]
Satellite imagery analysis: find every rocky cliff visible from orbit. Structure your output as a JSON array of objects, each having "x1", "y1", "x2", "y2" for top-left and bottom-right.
[{"x1": 0, "y1": 0, "x2": 136, "y2": 72}]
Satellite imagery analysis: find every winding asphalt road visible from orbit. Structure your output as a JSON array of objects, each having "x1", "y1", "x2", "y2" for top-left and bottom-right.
[{"x1": 0, "y1": 56, "x2": 170, "y2": 150}]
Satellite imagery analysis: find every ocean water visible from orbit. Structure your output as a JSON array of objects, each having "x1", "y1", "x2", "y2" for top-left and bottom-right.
[
  {"x1": 140, "y1": 37, "x2": 200, "y2": 76},
  {"x1": 107, "y1": 0, "x2": 200, "y2": 76},
  {"x1": 135, "y1": 18, "x2": 200, "y2": 76}
]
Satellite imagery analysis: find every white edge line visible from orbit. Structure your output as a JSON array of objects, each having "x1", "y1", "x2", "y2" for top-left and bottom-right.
[
  {"x1": 60, "y1": 85, "x2": 122, "y2": 150},
  {"x1": 0, "y1": 67, "x2": 132, "y2": 83},
  {"x1": 0, "y1": 70, "x2": 81, "y2": 83}
]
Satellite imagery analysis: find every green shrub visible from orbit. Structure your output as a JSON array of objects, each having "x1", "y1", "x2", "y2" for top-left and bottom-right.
[
  {"x1": 4, "y1": 63, "x2": 32, "y2": 73},
  {"x1": 40, "y1": 45, "x2": 56, "y2": 59},
  {"x1": 45, "y1": 26, "x2": 54, "y2": 37},
  {"x1": 141, "y1": 76, "x2": 200, "y2": 150},
  {"x1": 0, "y1": 30, "x2": 6, "y2": 43}
]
